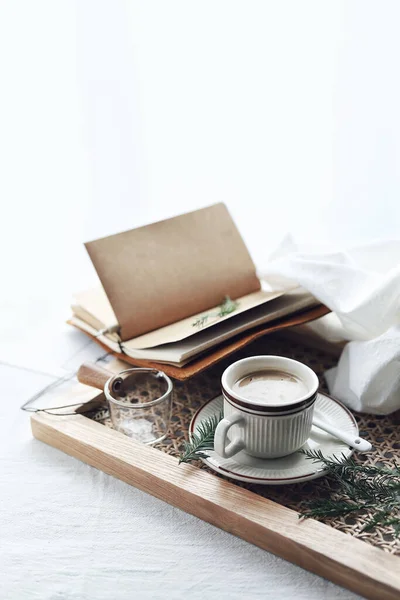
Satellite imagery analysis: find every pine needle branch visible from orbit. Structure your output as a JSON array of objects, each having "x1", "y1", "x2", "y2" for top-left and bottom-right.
[
  {"x1": 192, "y1": 296, "x2": 239, "y2": 328},
  {"x1": 300, "y1": 449, "x2": 400, "y2": 540},
  {"x1": 361, "y1": 509, "x2": 399, "y2": 532},
  {"x1": 217, "y1": 296, "x2": 239, "y2": 317},
  {"x1": 179, "y1": 411, "x2": 223, "y2": 464},
  {"x1": 179, "y1": 425, "x2": 400, "y2": 542},
  {"x1": 301, "y1": 499, "x2": 367, "y2": 519}
]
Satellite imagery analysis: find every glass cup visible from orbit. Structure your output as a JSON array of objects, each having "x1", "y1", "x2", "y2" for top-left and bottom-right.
[{"x1": 104, "y1": 368, "x2": 173, "y2": 444}]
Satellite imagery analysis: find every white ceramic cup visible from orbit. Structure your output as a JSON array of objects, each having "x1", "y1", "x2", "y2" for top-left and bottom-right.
[{"x1": 215, "y1": 356, "x2": 319, "y2": 459}]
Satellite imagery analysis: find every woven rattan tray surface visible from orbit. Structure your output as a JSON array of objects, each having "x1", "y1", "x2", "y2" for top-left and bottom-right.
[{"x1": 86, "y1": 333, "x2": 400, "y2": 556}]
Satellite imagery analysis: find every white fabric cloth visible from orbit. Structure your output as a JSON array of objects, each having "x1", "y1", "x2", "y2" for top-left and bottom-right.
[{"x1": 260, "y1": 237, "x2": 400, "y2": 414}]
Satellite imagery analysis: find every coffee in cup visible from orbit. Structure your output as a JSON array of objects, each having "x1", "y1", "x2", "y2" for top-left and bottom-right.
[
  {"x1": 232, "y1": 369, "x2": 308, "y2": 405},
  {"x1": 215, "y1": 356, "x2": 319, "y2": 459}
]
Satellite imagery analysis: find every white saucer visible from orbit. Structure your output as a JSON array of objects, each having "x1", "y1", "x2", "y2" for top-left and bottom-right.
[{"x1": 189, "y1": 392, "x2": 358, "y2": 485}]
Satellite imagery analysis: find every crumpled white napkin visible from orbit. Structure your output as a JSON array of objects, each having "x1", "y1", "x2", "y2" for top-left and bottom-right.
[{"x1": 259, "y1": 237, "x2": 400, "y2": 414}]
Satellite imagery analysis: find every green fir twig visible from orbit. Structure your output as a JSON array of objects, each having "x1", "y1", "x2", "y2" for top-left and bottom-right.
[
  {"x1": 179, "y1": 411, "x2": 223, "y2": 464},
  {"x1": 300, "y1": 449, "x2": 400, "y2": 538},
  {"x1": 179, "y1": 422, "x2": 400, "y2": 541},
  {"x1": 192, "y1": 296, "x2": 239, "y2": 328}
]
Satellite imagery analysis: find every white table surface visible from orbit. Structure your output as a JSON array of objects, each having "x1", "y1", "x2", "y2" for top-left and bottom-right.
[{"x1": 0, "y1": 320, "x2": 363, "y2": 600}]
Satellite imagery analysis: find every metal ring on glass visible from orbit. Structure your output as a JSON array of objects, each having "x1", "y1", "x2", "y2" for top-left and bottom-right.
[{"x1": 104, "y1": 368, "x2": 173, "y2": 407}]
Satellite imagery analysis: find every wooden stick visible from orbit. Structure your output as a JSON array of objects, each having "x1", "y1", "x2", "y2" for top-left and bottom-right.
[
  {"x1": 77, "y1": 362, "x2": 113, "y2": 391},
  {"x1": 31, "y1": 411, "x2": 400, "y2": 600}
]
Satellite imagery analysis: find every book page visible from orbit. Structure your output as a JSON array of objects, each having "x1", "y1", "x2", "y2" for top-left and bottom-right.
[
  {"x1": 85, "y1": 203, "x2": 260, "y2": 341},
  {"x1": 123, "y1": 289, "x2": 284, "y2": 349},
  {"x1": 70, "y1": 289, "x2": 316, "y2": 366},
  {"x1": 72, "y1": 287, "x2": 117, "y2": 331},
  {"x1": 153, "y1": 289, "x2": 316, "y2": 362}
]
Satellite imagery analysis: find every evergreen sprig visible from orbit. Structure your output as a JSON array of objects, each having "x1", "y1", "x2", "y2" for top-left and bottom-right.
[
  {"x1": 179, "y1": 411, "x2": 223, "y2": 464},
  {"x1": 179, "y1": 420, "x2": 400, "y2": 541},
  {"x1": 300, "y1": 449, "x2": 400, "y2": 537},
  {"x1": 192, "y1": 296, "x2": 239, "y2": 328}
]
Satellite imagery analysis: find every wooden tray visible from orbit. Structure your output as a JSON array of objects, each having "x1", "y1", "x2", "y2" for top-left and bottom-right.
[{"x1": 30, "y1": 335, "x2": 400, "y2": 600}]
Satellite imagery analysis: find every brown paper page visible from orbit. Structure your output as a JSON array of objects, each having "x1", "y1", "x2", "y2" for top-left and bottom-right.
[{"x1": 85, "y1": 203, "x2": 260, "y2": 341}]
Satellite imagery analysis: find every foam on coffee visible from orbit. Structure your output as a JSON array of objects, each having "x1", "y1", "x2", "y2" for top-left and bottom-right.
[{"x1": 232, "y1": 369, "x2": 308, "y2": 405}]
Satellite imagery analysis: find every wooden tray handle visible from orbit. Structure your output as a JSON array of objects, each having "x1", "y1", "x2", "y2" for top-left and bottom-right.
[{"x1": 77, "y1": 362, "x2": 113, "y2": 391}]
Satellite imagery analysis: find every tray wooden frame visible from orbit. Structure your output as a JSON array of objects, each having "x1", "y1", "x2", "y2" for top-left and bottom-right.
[{"x1": 32, "y1": 407, "x2": 400, "y2": 600}]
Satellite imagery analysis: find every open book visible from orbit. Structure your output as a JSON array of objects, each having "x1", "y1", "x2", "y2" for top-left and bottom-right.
[{"x1": 70, "y1": 204, "x2": 323, "y2": 375}]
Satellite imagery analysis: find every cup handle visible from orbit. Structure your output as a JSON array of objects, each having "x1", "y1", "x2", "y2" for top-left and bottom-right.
[{"x1": 214, "y1": 412, "x2": 245, "y2": 458}]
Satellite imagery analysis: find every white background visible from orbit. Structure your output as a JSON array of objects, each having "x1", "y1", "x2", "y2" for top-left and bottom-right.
[
  {"x1": 1, "y1": 1, "x2": 399, "y2": 598},
  {"x1": 2, "y1": 0, "x2": 400, "y2": 350}
]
